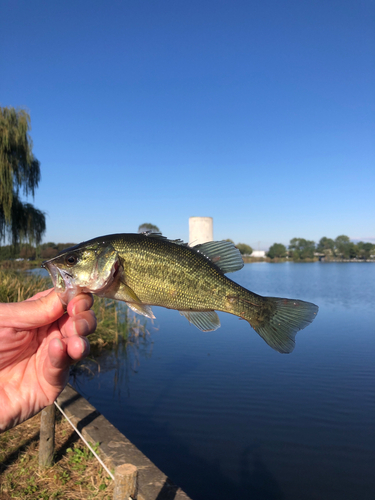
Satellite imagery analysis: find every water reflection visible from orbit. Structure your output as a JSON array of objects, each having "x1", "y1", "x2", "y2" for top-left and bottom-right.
[
  {"x1": 239, "y1": 445, "x2": 284, "y2": 500},
  {"x1": 70, "y1": 319, "x2": 154, "y2": 397}
]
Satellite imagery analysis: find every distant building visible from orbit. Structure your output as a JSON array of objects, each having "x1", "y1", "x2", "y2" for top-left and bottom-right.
[
  {"x1": 250, "y1": 250, "x2": 266, "y2": 258},
  {"x1": 189, "y1": 217, "x2": 213, "y2": 245}
]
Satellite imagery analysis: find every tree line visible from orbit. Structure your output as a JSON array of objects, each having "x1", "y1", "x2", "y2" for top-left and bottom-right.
[
  {"x1": 0, "y1": 242, "x2": 76, "y2": 261},
  {"x1": 1, "y1": 235, "x2": 374, "y2": 263},
  {"x1": 268, "y1": 236, "x2": 375, "y2": 261}
]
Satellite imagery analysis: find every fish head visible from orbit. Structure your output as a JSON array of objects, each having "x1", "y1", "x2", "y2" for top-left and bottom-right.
[{"x1": 42, "y1": 241, "x2": 119, "y2": 305}]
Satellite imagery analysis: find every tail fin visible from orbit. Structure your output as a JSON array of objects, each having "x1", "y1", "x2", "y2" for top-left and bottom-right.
[{"x1": 248, "y1": 297, "x2": 318, "y2": 354}]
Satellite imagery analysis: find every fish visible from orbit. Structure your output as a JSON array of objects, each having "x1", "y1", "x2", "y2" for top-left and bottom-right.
[{"x1": 42, "y1": 232, "x2": 318, "y2": 354}]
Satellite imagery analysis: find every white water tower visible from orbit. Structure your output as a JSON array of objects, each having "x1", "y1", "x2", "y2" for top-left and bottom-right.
[{"x1": 189, "y1": 217, "x2": 213, "y2": 245}]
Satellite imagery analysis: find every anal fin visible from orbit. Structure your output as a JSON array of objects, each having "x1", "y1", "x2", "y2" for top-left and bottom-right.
[{"x1": 179, "y1": 310, "x2": 221, "y2": 331}]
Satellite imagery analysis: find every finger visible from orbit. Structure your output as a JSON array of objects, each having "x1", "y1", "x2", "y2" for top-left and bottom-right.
[
  {"x1": 0, "y1": 289, "x2": 64, "y2": 329},
  {"x1": 66, "y1": 335, "x2": 90, "y2": 360},
  {"x1": 43, "y1": 336, "x2": 90, "y2": 389},
  {"x1": 59, "y1": 310, "x2": 97, "y2": 338},
  {"x1": 43, "y1": 337, "x2": 70, "y2": 388},
  {"x1": 67, "y1": 293, "x2": 94, "y2": 316}
]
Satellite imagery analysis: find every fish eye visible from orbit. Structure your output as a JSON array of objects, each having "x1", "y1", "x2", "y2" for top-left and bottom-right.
[{"x1": 65, "y1": 254, "x2": 78, "y2": 266}]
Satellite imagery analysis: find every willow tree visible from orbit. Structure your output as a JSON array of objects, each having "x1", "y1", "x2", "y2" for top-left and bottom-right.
[{"x1": 0, "y1": 107, "x2": 46, "y2": 246}]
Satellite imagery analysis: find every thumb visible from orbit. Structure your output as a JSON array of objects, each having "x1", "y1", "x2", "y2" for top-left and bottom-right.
[{"x1": 0, "y1": 289, "x2": 64, "y2": 329}]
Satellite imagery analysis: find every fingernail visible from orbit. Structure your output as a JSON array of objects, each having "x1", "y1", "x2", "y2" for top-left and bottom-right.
[
  {"x1": 80, "y1": 337, "x2": 89, "y2": 355},
  {"x1": 72, "y1": 294, "x2": 93, "y2": 315},
  {"x1": 73, "y1": 318, "x2": 89, "y2": 336},
  {"x1": 55, "y1": 338, "x2": 64, "y2": 351}
]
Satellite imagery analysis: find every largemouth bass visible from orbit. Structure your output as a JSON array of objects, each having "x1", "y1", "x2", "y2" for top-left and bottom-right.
[{"x1": 42, "y1": 233, "x2": 318, "y2": 353}]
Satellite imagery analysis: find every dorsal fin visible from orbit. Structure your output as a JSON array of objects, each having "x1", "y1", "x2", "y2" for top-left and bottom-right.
[
  {"x1": 191, "y1": 241, "x2": 244, "y2": 273},
  {"x1": 143, "y1": 233, "x2": 243, "y2": 273},
  {"x1": 143, "y1": 232, "x2": 188, "y2": 246}
]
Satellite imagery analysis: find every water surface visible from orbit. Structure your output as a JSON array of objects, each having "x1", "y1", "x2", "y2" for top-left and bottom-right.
[{"x1": 71, "y1": 263, "x2": 375, "y2": 500}]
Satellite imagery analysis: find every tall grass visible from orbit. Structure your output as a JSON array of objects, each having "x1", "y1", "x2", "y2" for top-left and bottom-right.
[
  {"x1": 90, "y1": 296, "x2": 148, "y2": 348},
  {"x1": 0, "y1": 269, "x2": 49, "y2": 302}
]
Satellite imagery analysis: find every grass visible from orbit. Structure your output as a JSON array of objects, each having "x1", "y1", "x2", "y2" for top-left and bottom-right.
[
  {"x1": 0, "y1": 269, "x2": 50, "y2": 303},
  {"x1": 0, "y1": 410, "x2": 113, "y2": 499},
  {"x1": 0, "y1": 268, "x2": 149, "y2": 498},
  {"x1": 90, "y1": 296, "x2": 148, "y2": 348},
  {"x1": 0, "y1": 259, "x2": 43, "y2": 271}
]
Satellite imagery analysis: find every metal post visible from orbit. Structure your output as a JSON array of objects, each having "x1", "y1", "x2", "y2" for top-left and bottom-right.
[
  {"x1": 39, "y1": 404, "x2": 56, "y2": 467},
  {"x1": 113, "y1": 463, "x2": 138, "y2": 500}
]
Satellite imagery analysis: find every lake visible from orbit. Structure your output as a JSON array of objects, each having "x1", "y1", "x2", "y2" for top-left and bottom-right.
[{"x1": 69, "y1": 262, "x2": 375, "y2": 500}]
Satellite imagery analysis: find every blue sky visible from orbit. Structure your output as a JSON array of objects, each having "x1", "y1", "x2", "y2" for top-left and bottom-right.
[{"x1": 1, "y1": 0, "x2": 374, "y2": 249}]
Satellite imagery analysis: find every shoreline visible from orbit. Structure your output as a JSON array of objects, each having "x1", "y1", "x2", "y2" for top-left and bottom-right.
[{"x1": 242, "y1": 257, "x2": 375, "y2": 264}]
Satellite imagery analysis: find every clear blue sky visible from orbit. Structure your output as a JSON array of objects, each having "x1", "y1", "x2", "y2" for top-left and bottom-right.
[{"x1": 1, "y1": 0, "x2": 374, "y2": 249}]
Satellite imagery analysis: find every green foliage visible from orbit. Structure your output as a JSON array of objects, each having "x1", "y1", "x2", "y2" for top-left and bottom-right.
[
  {"x1": 0, "y1": 106, "x2": 46, "y2": 245},
  {"x1": 66, "y1": 442, "x2": 99, "y2": 472},
  {"x1": 267, "y1": 243, "x2": 287, "y2": 259},
  {"x1": 0, "y1": 244, "x2": 12, "y2": 260},
  {"x1": 236, "y1": 243, "x2": 253, "y2": 255},
  {"x1": 356, "y1": 241, "x2": 375, "y2": 259},
  {"x1": 138, "y1": 222, "x2": 160, "y2": 234},
  {"x1": 5, "y1": 194, "x2": 46, "y2": 246},
  {"x1": 286, "y1": 234, "x2": 374, "y2": 260},
  {"x1": 334, "y1": 234, "x2": 351, "y2": 258},
  {"x1": 316, "y1": 237, "x2": 335, "y2": 256},
  {"x1": 289, "y1": 238, "x2": 315, "y2": 260}
]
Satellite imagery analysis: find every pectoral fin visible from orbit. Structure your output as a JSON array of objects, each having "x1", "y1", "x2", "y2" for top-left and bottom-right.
[
  {"x1": 126, "y1": 301, "x2": 155, "y2": 319},
  {"x1": 104, "y1": 281, "x2": 155, "y2": 319}
]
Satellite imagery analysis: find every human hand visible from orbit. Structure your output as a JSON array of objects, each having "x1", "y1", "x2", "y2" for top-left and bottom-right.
[{"x1": 0, "y1": 289, "x2": 96, "y2": 432}]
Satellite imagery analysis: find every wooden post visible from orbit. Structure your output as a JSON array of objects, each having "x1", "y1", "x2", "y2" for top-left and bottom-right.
[
  {"x1": 39, "y1": 404, "x2": 56, "y2": 467},
  {"x1": 113, "y1": 463, "x2": 138, "y2": 500}
]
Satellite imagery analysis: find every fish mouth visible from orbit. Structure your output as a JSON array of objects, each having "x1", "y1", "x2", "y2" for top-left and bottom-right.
[{"x1": 42, "y1": 261, "x2": 78, "y2": 305}]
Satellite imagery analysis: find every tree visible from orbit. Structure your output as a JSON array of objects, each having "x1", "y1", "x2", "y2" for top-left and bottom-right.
[
  {"x1": 19, "y1": 243, "x2": 36, "y2": 260},
  {"x1": 138, "y1": 222, "x2": 160, "y2": 234},
  {"x1": 316, "y1": 237, "x2": 335, "y2": 256},
  {"x1": 356, "y1": 241, "x2": 375, "y2": 260},
  {"x1": 0, "y1": 107, "x2": 46, "y2": 246},
  {"x1": 236, "y1": 243, "x2": 253, "y2": 255},
  {"x1": 39, "y1": 241, "x2": 76, "y2": 259},
  {"x1": 267, "y1": 243, "x2": 287, "y2": 259},
  {"x1": 289, "y1": 238, "x2": 315, "y2": 260},
  {"x1": 334, "y1": 235, "x2": 351, "y2": 259}
]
